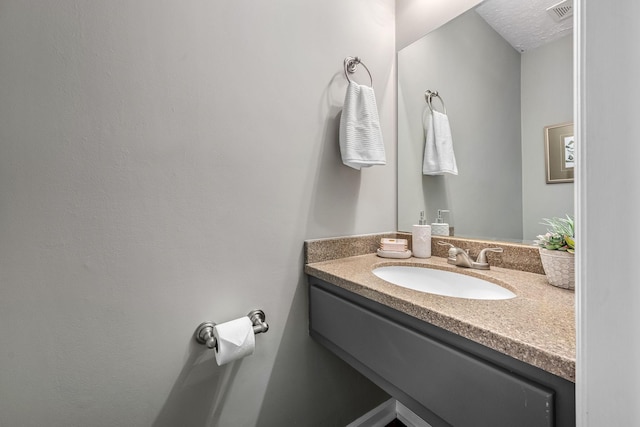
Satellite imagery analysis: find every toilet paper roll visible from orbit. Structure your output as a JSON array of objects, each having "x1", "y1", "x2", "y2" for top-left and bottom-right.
[{"x1": 213, "y1": 317, "x2": 256, "y2": 366}]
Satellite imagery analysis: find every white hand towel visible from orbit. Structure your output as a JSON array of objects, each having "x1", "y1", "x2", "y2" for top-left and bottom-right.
[
  {"x1": 339, "y1": 81, "x2": 386, "y2": 170},
  {"x1": 422, "y1": 109, "x2": 458, "y2": 175}
]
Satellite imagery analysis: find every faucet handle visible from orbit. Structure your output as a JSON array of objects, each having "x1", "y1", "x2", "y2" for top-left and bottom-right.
[
  {"x1": 437, "y1": 241, "x2": 457, "y2": 259},
  {"x1": 437, "y1": 241, "x2": 455, "y2": 248},
  {"x1": 475, "y1": 247, "x2": 504, "y2": 267}
]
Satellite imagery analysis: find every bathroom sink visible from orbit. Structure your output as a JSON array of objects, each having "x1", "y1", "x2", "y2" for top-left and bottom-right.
[{"x1": 372, "y1": 266, "x2": 516, "y2": 300}]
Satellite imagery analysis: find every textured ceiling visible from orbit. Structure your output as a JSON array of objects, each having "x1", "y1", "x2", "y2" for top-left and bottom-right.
[{"x1": 475, "y1": 0, "x2": 573, "y2": 52}]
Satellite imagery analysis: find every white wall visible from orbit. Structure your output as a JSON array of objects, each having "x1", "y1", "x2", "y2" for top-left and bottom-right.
[
  {"x1": 521, "y1": 35, "x2": 574, "y2": 240},
  {"x1": 0, "y1": 1, "x2": 395, "y2": 426},
  {"x1": 577, "y1": 0, "x2": 640, "y2": 424}
]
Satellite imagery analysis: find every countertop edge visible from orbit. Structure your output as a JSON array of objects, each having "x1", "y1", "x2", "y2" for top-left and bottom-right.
[{"x1": 305, "y1": 257, "x2": 576, "y2": 383}]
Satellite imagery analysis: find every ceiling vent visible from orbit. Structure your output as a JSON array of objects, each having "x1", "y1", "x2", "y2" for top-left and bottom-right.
[{"x1": 547, "y1": 0, "x2": 573, "y2": 22}]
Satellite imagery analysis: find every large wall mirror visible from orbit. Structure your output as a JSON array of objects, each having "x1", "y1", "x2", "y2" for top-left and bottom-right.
[{"x1": 397, "y1": 0, "x2": 574, "y2": 242}]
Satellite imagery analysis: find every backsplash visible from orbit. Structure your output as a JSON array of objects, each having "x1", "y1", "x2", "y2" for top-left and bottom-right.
[
  {"x1": 305, "y1": 232, "x2": 544, "y2": 275},
  {"x1": 304, "y1": 232, "x2": 399, "y2": 264},
  {"x1": 423, "y1": 234, "x2": 544, "y2": 274}
]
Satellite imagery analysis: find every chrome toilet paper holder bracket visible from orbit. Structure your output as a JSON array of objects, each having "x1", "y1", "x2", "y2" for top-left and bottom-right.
[{"x1": 195, "y1": 309, "x2": 269, "y2": 350}]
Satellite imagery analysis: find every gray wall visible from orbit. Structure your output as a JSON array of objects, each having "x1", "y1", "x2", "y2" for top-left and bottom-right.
[
  {"x1": 398, "y1": 9, "x2": 523, "y2": 240},
  {"x1": 0, "y1": 1, "x2": 395, "y2": 426},
  {"x1": 2, "y1": 1, "x2": 637, "y2": 425},
  {"x1": 521, "y1": 35, "x2": 574, "y2": 240},
  {"x1": 395, "y1": 0, "x2": 483, "y2": 50},
  {"x1": 578, "y1": 0, "x2": 640, "y2": 424}
]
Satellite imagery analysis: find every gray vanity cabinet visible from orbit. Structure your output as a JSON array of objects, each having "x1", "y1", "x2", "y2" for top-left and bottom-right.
[{"x1": 308, "y1": 277, "x2": 575, "y2": 427}]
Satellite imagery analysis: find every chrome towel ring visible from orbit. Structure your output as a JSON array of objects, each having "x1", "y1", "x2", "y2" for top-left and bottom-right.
[
  {"x1": 425, "y1": 90, "x2": 447, "y2": 114},
  {"x1": 344, "y1": 56, "x2": 373, "y2": 87}
]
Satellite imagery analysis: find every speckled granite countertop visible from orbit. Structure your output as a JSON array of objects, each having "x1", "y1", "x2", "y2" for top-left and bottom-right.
[{"x1": 305, "y1": 253, "x2": 576, "y2": 382}]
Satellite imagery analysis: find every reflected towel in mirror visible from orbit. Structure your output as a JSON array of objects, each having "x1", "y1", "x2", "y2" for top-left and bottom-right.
[{"x1": 423, "y1": 109, "x2": 458, "y2": 175}]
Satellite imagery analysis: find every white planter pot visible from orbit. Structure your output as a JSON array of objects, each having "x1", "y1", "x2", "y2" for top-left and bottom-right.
[{"x1": 538, "y1": 248, "x2": 575, "y2": 290}]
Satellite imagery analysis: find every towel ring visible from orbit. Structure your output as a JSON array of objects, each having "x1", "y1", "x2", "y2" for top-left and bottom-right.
[
  {"x1": 344, "y1": 56, "x2": 373, "y2": 87},
  {"x1": 425, "y1": 90, "x2": 446, "y2": 114}
]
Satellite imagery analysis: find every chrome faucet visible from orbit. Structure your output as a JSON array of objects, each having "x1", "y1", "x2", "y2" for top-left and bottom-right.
[{"x1": 437, "y1": 242, "x2": 503, "y2": 270}]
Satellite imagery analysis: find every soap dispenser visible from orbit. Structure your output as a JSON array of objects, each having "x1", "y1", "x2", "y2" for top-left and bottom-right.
[
  {"x1": 412, "y1": 211, "x2": 431, "y2": 258},
  {"x1": 431, "y1": 209, "x2": 450, "y2": 236}
]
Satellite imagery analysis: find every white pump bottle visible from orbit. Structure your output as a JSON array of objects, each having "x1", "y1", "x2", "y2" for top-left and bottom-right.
[
  {"x1": 412, "y1": 211, "x2": 431, "y2": 258},
  {"x1": 431, "y1": 209, "x2": 450, "y2": 236}
]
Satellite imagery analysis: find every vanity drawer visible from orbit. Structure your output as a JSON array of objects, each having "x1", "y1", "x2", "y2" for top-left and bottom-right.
[{"x1": 310, "y1": 284, "x2": 554, "y2": 427}]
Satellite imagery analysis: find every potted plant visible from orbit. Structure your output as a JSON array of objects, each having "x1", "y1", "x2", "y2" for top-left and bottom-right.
[{"x1": 534, "y1": 215, "x2": 575, "y2": 290}]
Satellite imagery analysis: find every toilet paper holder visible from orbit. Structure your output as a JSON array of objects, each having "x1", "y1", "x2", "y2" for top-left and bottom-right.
[{"x1": 195, "y1": 309, "x2": 269, "y2": 350}]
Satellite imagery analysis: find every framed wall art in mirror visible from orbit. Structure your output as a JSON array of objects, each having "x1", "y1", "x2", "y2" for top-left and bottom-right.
[{"x1": 544, "y1": 122, "x2": 574, "y2": 184}]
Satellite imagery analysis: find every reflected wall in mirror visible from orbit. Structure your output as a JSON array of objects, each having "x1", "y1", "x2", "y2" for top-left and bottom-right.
[{"x1": 398, "y1": 3, "x2": 574, "y2": 242}]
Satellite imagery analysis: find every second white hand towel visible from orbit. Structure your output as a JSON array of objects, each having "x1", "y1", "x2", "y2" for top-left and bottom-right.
[
  {"x1": 423, "y1": 109, "x2": 458, "y2": 175},
  {"x1": 339, "y1": 81, "x2": 386, "y2": 170}
]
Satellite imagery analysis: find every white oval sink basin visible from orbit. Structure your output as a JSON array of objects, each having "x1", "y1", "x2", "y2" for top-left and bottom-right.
[{"x1": 373, "y1": 266, "x2": 516, "y2": 300}]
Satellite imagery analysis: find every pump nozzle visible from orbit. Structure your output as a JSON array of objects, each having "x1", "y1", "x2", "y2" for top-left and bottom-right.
[
  {"x1": 419, "y1": 210, "x2": 427, "y2": 225},
  {"x1": 435, "y1": 209, "x2": 450, "y2": 224}
]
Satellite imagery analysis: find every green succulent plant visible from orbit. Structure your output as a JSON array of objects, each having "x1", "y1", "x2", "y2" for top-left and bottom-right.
[{"x1": 534, "y1": 215, "x2": 575, "y2": 253}]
